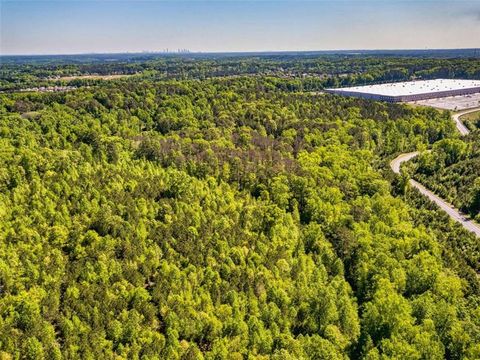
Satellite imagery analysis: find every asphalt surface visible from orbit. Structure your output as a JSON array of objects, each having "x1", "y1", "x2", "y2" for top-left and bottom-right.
[
  {"x1": 452, "y1": 108, "x2": 479, "y2": 136},
  {"x1": 390, "y1": 152, "x2": 420, "y2": 174},
  {"x1": 390, "y1": 109, "x2": 480, "y2": 237}
]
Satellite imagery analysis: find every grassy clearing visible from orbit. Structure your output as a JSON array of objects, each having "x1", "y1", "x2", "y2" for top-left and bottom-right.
[{"x1": 459, "y1": 110, "x2": 480, "y2": 123}]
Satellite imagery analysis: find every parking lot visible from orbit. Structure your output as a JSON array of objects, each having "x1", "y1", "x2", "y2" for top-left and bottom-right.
[{"x1": 409, "y1": 93, "x2": 480, "y2": 111}]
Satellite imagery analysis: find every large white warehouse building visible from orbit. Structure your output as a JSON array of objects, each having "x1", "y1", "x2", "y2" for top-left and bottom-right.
[{"x1": 326, "y1": 79, "x2": 480, "y2": 103}]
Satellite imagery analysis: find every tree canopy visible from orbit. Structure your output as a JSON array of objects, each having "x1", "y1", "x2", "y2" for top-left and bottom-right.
[{"x1": 0, "y1": 61, "x2": 479, "y2": 359}]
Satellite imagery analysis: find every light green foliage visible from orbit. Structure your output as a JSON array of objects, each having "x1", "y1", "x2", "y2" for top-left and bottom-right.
[{"x1": 0, "y1": 74, "x2": 478, "y2": 359}]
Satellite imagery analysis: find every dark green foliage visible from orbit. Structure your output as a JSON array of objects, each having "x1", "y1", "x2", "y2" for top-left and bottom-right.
[
  {"x1": 412, "y1": 131, "x2": 480, "y2": 219},
  {"x1": 0, "y1": 71, "x2": 479, "y2": 359},
  {"x1": 2, "y1": 52, "x2": 480, "y2": 92}
]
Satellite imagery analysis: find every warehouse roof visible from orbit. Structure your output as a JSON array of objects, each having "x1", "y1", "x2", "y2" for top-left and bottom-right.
[{"x1": 327, "y1": 79, "x2": 480, "y2": 97}]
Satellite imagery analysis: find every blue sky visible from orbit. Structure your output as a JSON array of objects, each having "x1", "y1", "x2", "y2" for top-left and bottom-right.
[{"x1": 1, "y1": 1, "x2": 479, "y2": 55}]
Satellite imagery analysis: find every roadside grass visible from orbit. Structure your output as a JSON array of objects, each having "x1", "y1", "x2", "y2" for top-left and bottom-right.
[{"x1": 459, "y1": 109, "x2": 480, "y2": 123}]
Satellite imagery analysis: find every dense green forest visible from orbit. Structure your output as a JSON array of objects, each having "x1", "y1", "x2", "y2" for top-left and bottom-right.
[
  {"x1": 410, "y1": 129, "x2": 480, "y2": 221},
  {"x1": 2, "y1": 52, "x2": 480, "y2": 92},
  {"x1": 1, "y1": 61, "x2": 480, "y2": 359}
]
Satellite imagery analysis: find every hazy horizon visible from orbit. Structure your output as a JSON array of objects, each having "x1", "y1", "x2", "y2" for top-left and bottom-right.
[
  {"x1": 1, "y1": 0, "x2": 480, "y2": 56},
  {"x1": 2, "y1": 48, "x2": 480, "y2": 57}
]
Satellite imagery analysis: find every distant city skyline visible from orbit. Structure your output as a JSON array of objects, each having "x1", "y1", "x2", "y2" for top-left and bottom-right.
[{"x1": 1, "y1": 0, "x2": 479, "y2": 55}]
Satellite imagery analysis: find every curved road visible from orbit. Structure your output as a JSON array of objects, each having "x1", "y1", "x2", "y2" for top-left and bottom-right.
[
  {"x1": 452, "y1": 108, "x2": 476, "y2": 136},
  {"x1": 390, "y1": 107, "x2": 480, "y2": 237}
]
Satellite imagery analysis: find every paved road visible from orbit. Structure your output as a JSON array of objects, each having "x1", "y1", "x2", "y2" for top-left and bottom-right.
[
  {"x1": 412, "y1": 179, "x2": 480, "y2": 237},
  {"x1": 452, "y1": 108, "x2": 479, "y2": 136},
  {"x1": 390, "y1": 109, "x2": 480, "y2": 237},
  {"x1": 390, "y1": 152, "x2": 420, "y2": 174}
]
